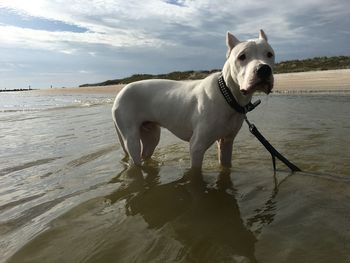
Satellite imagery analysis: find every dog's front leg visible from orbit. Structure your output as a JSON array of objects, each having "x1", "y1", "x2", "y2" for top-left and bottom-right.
[
  {"x1": 217, "y1": 136, "x2": 234, "y2": 168},
  {"x1": 189, "y1": 129, "x2": 215, "y2": 169}
]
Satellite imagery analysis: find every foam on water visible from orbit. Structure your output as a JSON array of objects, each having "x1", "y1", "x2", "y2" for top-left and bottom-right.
[{"x1": 0, "y1": 92, "x2": 114, "y2": 112}]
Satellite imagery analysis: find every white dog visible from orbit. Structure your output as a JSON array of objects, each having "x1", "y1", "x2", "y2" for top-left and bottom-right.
[{"x1": 112, "y1": 30, "x2": 275, "y2": 169}]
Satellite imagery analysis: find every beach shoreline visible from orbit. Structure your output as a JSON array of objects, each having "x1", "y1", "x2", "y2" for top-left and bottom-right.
[{"x1": 35, "y1": 68, "x2": 350, "y2": 95}]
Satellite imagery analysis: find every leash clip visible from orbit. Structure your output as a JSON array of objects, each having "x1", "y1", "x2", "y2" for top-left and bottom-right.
[{"x1": 245, "y1": 99, "x2": 261, "y2": 113}]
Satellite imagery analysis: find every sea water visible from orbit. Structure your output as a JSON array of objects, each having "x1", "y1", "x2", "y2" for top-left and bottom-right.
[{"x1": 0, "y1": 91, "x2": 349, "y2": 262}]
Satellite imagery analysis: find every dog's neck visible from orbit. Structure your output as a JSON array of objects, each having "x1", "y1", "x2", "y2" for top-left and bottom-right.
[{"x1": 222, "y1": 62, "x2": 253, "y2": 106}]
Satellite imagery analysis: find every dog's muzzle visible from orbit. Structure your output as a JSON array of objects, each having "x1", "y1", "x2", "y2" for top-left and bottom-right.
[{"x1": 241, "y1": 64, "x2": 273, "y2": 95}]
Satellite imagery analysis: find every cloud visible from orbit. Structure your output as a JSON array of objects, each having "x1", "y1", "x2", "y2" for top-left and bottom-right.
[
  {"x1": 0, "y1": 24, "x2": 169, "y2": 54},
  {"x1": 0, "y1": 0, "x2": 349, "y2": 88},
  {"x1": 0, "y1": 0, "x2": 186, "y2": 53},
  {"x1": 1, "y1": 0, "x2": 349, "y2": 52}
]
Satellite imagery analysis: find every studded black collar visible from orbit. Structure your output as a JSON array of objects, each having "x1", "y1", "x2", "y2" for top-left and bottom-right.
[{"x1": 218, "y1": 75, "x2": 260, "y2": 114}]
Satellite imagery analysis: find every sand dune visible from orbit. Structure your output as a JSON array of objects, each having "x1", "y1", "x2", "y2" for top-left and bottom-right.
[{"x1": 38, "y1": 69, "x2": 350, "y2": 95}]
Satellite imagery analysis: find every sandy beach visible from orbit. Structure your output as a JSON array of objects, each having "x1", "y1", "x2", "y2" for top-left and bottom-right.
[
  {"x1": 273, "y1": 69, "x2": 350, "y2": 93},
  {"x1": 36, "y1": 69, "x2": 350, "y2": 94},
  {"x1": 38, "y1": 83, "x2": 125, "y2": 94}
]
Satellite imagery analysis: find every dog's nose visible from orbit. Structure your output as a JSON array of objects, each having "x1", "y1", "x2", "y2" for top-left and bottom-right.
[{"x1": 257, "y1": 64, "x2": 272, "y2": 79}]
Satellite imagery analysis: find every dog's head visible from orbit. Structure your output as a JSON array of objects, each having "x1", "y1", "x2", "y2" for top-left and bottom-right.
[{"x1": 226, "y1": 30, "x2": 275, "y2": 95}]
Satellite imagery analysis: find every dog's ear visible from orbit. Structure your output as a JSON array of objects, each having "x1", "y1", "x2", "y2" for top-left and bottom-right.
[
  {"x1": 226, "y1": 32, "x2": 240, "y2": 58},
  {"x1": 259, "y1": 29, "x2": 268, "y2": 42}
]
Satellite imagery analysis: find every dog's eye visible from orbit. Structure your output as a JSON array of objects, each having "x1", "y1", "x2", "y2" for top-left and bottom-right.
[
  {"x1": 238, "y1": 54, "x2": 246, "y2": 61},
  {"x1": 267, "y1": 52, "x2": 273, "y2": 58}
]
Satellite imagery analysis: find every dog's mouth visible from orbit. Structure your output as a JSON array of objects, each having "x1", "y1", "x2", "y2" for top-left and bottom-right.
[{"x1": 241, "y1": 80, "x2": 273, "y2": 95}]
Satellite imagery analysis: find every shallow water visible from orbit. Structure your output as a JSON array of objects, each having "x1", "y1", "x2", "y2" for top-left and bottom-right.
[{"x1": 0, "y1": 91, "x2": 349, "y2": 262}]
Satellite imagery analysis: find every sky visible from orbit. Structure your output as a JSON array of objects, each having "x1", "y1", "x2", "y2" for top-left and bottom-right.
[{"x1": 0, "y1": 0, "x2": 349, "y2": 89}]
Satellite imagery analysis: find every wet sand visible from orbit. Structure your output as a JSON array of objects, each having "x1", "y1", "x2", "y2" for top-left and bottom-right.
[{"x1": 37, "y1": 69, "x2": 350, "y2": 94}]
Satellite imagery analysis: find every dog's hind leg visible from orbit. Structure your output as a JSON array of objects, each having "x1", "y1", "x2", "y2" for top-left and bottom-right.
[
  {"x1": 114, "y1": 123, "x2": 129, "y2": 158},
  {"x1": 112, "y1": 106, "x2": 142, "y2": 165},
  {"x1": 113, "y1": 116, "x2": 142, "y2": 166},
  {"x1": 140, "y1": 122, "x2": 161, "y2": 160},
  {"x1": 123, "y1": 128, "x2": 142, "y2": 166}
]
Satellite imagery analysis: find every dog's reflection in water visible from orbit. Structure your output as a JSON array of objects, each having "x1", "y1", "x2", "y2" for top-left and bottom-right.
[{"x1": 106, "y1": 165, "x2": 257, "y2": 262}]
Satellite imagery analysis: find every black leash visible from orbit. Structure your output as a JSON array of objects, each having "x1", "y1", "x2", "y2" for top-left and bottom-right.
[
  {"x1": 218, "y1": 75, "x2": 301, "y2": 172},
  {"x1": 244, "y1": 116, "x2": 301, "y2": 172}
]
